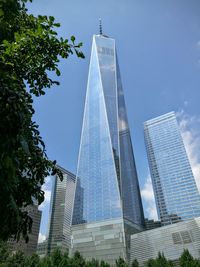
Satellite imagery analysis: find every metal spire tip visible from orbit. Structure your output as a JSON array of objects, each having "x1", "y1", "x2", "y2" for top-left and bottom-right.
[{"x1": 99, "y1": 18, "x2": 102, "y2": 35}]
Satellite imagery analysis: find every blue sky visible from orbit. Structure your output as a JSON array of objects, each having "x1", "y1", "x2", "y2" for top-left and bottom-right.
[{"x1": 27, "y1": 0, "x2": 200, "y2": 242}]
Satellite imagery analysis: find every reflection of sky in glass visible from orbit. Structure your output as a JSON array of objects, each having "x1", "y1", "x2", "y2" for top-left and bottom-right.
[
  {"x1": 96, "y1": 37, "x2": 119, "y2": 158},
  {"x1": 48, "y1": 170, "x2": 76, "y2": 252},
  {"x1": 72, "y1": 36, "x2": 122, "y2": 224},
  {"x1": 144, "y1": 112, "x2": 200, "y2": 225},
  {"x1": 72, "y1": 35, "x2": 144, "y2": 226},
  {"x1": 117, "y1": 57, "x2": 144, "y2": 225}
]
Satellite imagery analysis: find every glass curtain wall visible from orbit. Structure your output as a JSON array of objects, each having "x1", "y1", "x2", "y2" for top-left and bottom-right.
[
  {"x1": 144, "y1": 112, "x2": 200, "y2": 225},
  {"x1": 72, "y1": 35, "x2": 144, "y2": 227}
]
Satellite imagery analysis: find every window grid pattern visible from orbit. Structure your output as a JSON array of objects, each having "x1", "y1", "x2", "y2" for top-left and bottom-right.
[
  {"x1": 47, "y1": 169, "x2": 76, "y2": 253},
  {"x1": 144, "y1": 112, "x2": 200, "y2": 225},
  {"x1": 72, "y1": 35, "x2": 144, "y2": 226}
]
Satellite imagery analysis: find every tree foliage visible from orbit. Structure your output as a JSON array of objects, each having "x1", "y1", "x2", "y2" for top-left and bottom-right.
[
  {"x1": 131, "y1": 259, "x2": 139, "y2": 267},
  {"x1": 179, "y1": 249, "x2": 200, "y2": 267},
  {"x1": 25, "y1": 254, "x2": 40, "y2": 267},
  {"x1": 0, "y1": 243, "x2": 200, "y2": 267},
  {"x1": 0, "y1": 0, "x2": 84, "y2": 241},
  {"x1": 146, "y1": 252, "x2": 174, "y2": 267},
  {"x1": 145, "y1": 250, "x2": 200, "y2": 267},
  {"x1": 115, "y1": 257, "x2": 128, "y2": 267}
]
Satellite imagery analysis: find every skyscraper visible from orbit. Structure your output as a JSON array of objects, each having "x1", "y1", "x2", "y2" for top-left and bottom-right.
[
  {"x1": 144, "y1": 111, "x2": 200, "y2": 226},
  {"x1": 8, "y1": 205, "x2": 41, "y2": 256},
  {"x1": 47, "y1": 166, "x2": 76, "y2": 254},
  {"x1": 71, "y1": 33, "x2": 144, "y2": 263}
]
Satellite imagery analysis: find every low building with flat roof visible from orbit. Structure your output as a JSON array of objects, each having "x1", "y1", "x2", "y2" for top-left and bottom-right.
[{"x1": 130, "y1": 217, "x2": 200, "y2": 266}]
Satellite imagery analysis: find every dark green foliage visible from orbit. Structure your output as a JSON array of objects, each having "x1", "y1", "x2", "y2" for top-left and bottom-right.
[
  {"x1": 1, "y1": 244, "x2": 200, "y2": 267},
  {"x1": 179, "y1": 249, "x2": 194, "y2": 267},
  {"x1": 7, "y1": 250, "x2": 26, "y2": 267},
  {"x1": 0, "y1": 241, "x2": 9, "y2": 265},
  {"x1": 73, "y1": 251, "x2": 86, "y2": 267},
  {"x1": 179, "y1": 249, "x2": 200, "y2": 267},
  {"x1": 99, "y1": 260, "x2": 110, "y2": 267},
  {"x1": 131, "y1": 258, "x2": 139, "y2": 267},
  {"x1": 25, "y1": 253, "x2": 40, "y2": 267},
  {"x1": 116, "y1": 257, "x2": 128, "y2": 267},
  {"x1": 51, "y1": 248, "x2": 63, "y2": 267},
  {"x1": 39, "y1": 255, "x2": 53, "y2": 267},
  {"x1": 0, "y1": 0, "x2": 84, "y2": 241},
  {"x1": 86, "y1": 258, "x2": 99, "y2": 267},
  {"x1": 146, "y1": 258, "x2": 155, "y2": 267},
  {"x1": 59, "y1": 252, "x2": 70, "y2": 267},
  {"x1": 146, "y1": 252, "x2": 174, "y2": 267}
]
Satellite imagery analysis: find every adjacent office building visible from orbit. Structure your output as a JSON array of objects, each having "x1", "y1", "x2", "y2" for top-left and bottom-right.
[
  {"x1": 144, "y1": 218, "x2": 161, "y2": 230},
  {"x1": 8, "y1": 205, "x2": 41, "y2": 256},
  {"x1": 37, "y1": 239, "x2": 48, "y2": 258},
  {"x1": 47, "y1": 166, "x2": 76, "y2": 254},
  {"x1": 130, "y1": 217, "x2": 200, "y2": 266},
  {"x1": 71, "y1": 32, "x2": 144, "y2": 264},
  {"x1": 144, "y1": 112, "x2": 200, "y2": 225}
]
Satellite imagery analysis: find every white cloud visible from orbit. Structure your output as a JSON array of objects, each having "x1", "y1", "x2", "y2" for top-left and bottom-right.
[
  {"x1": 39, "y1": 190, "x2": 51, "y2": 209},
  {"x1": 118, "y1": 108, "x2": 128, "y2": 131},
  {"x1": 183, "y1": 100, "x2": 188, "y2": 107},
  {"x1": 177, "y1": 111, "x2": 200, "y2": 192},
  {"x1": 141, "y1": 175, "x2": 158, "y2": 220},
  {"x1": 38, "y1": 232, "x2": 46, "y2": 243},
  {"x1": 119, "y1": 117, "x2": 128, "y2": 131},
  {"x1": 39, "y1": 176, "x2": 52, "y2": 210}
]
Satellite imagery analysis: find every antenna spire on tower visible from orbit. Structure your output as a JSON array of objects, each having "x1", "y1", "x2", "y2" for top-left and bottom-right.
[{"x1": 99, "y1": 18, "x2": 102, "y2": 35}]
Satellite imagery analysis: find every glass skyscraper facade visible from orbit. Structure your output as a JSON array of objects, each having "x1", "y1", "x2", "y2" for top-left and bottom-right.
[
  {"x1": 47, "y1": 166, "x2": 76, "y2": 253},
  {"x1": 8, "y1": 205, "x2": 41, "y2": 256},
  {"x1": 72, "y1": 34, "x2": 144, "y2": 227},
  {"x1": 144, "y1": 112, "x2": 200, "y2": 225}
]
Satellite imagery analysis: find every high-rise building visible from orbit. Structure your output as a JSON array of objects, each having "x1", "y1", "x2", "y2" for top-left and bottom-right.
[
  {"x1": 47, "y1": 166, "x2": 76, "y2": 254},
  {"x1": 8, "y1": 205, "x2": 41, "y2": 256},
  {"x1": 144, "y1": 218, "x2": 161, "y2": 230},
  {"x1": 37, "y1": 239, "x2": 48, "y2": 258},
  {"x1": 144, "y1": 112, "x2": 200, "y2": 225},
  {"x1": 71, "y1": 33, "x2": 144, "y2": 263}
]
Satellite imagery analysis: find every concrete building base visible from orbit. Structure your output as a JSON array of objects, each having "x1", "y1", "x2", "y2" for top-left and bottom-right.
[{"x1": 70, "y1": 218, "x2": 142, "y2": 265}]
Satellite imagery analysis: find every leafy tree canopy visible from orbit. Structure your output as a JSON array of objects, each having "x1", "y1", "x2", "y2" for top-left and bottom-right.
[
  {"x1": 0, "y1": 0, "x2": 84, "y2": 241},
  {"x1": 179, "y1": 249, "x2": 200, "y2": 267},
  {"x1": 1, "y1": 244, "x2": 200, "y2": 267},
  {"x1": 146, "y1": 252, "x2": 174, "y2": 267},
  {"x1": 131, "y1": 259, "x2": 139, "y2": 267},
  {"x1": 115, "y1": 257, "x2": 128, "y2": 267}
]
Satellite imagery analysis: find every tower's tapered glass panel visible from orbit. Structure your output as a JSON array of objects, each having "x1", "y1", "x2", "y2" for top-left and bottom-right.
[
  {"x1": 72, "y1": 37, "x2": 122, "y2": 225},
  {"x1": 72, "y1": 35, "x2": 144, "y2": 227},
  {"x1": 95, "y1": 37, "x2": 119, "y2": 158},
  {"x1": 117, "y1": 60, "x2": 144, "y2": 224}
]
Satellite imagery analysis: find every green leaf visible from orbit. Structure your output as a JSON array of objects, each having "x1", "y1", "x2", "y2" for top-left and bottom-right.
[
  {"x1": 56, "y1": 68, "x2": 61, "y2": 76},
  {"x1": 71, "y1": 35, "x2": 75, "y2": 42},
  {"x1": 20, "y1": 139, "x2": 30, "y2": 154},
  {"x1": 49, "y1": 16, "x2": 55, "y2": 22},
  {"x1": 0, "y1": 0, "x2": 84, "y2": 242},
  {"x1": 54, "y1": 23, "x2": 60, "y2": 27}
]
